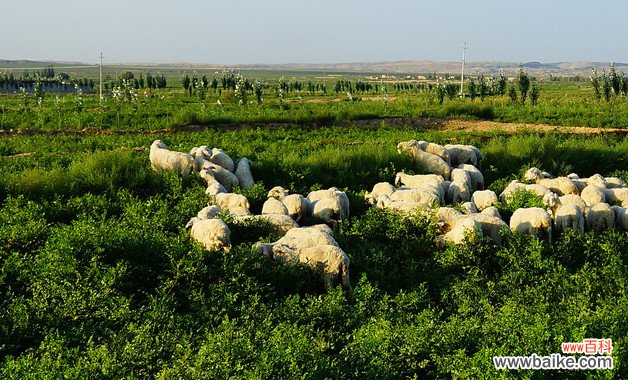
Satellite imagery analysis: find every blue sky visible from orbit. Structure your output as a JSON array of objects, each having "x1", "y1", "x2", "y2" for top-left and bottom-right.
[{"x1": 4, "y1": 0, "x2": 627, "y2": 64}]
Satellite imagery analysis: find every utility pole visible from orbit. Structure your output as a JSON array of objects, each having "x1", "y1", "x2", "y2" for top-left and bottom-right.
[
  {"x1": 460, "y1": 41, "x2": 467, "y2": 98},
  {"x1": 99, "y1": 51, "x2": 104, "y2": 101}
]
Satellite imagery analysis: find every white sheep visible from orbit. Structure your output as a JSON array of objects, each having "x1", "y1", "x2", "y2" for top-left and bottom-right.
[
  {"x1": 262, "y1": 197, "x2": 289, "y2": 216},
  {"x1": 399, "y1": 145, "x2": 451, "y2": 180},
  {"x1": 605, "y1": 177, "x2": 627, "y2": 189},
  {"x1": 149, "y1": 140, "x2": 196, "y2": 176},
  {"x1": 203, "y1": 163, "x2": 239, "y2": 191},
  {"x1": 558, "y1": 194, "x2": 588, "y2": 211},
  {"x1": 197, "y1": 205, "x2": 222, "y2": 220},
  {"x1": 307, "y1": 188, "x2": 350, "y2": 221},
  {"x1": 444, "y1": 144, "x2": 482, "y2": 168},
  {"x1": 376, "y1": 195, "x2": 431, "y2": 216},
  {"x1": 510, "y1": 207, "x2": 553, "y2": 243},
  {"x1": 499, "y1": 181, "x2": 550, "y2": 203},
  {"x1": 434, "y1": 206, "x2": 462, "y2": 221},
  {"x1": 581, "y1": 184, "x2": 606, "y2": 207},
  {"x1": 237, "y1": 214, "x2": 299, "y2": 235},
  {"x1": 211, "y1": 193, "x2": 250, "y2": 213},
  {"x1": 601, "y1": 188, "x2": 628, "y2": 206},
  {"x1": 458, "y1": 164, "x2": 485, "y2": 191},
  {"x1": 460, "y1": 201, "x2": 477, "y2": 215},
  {"x1": 586, "y1": 203, "x2": 615, "y2": 232},
  {"x1": 390, "y1": 187, "x2": 440, "y2": 207},
  {"x1": 543, "y1": 193, "x2": 584, "y2": 235},
  {"x1": 234, "y1": 158, "x2": 255, "y2": 190},
  {"x1": 310, "y1": 196, "x2": 344, "y2": 225},
  {"x1": 471, "y1": 190, "x2": 499, "y2": 211},
  {"x1": 185, "y1": 217, "x2": 231, "y2": 252},
  {"x1": 436, "y1": 217, "x2": 483, "y2": 248},
  {"x1": 450, "y1": 168, "x2": 472, "y2": 187},
  {"x1": 209, "y1": 148, "x2": 235, "y2": 173},
  {"x1": 480, "y1": 206, "x2": 502, "y2": 219},
  {"x1": 439, "y1": 214, "x2": 508, "y2": 246},
  {"x1": 364, "y1": 182, "x2": 396, "y2": 205},
  {"x1": 448, "y1": 180, "x2": 471, "y2": 204},
  {"x1": 199, "y1": 168, "x2": 228, "y2": 195},
  {"x1": 524, "y1": 167, "x2": 579, "y2": 196},
  {"x1": 268, "y1": 186, "x2": 310, "y2": 222},
  {"x1": 611, "y1": 206, "x2": 628, "y2": 231},
  {"x1": 415, "y1": 140, "x2": 451, "y2": 164}
]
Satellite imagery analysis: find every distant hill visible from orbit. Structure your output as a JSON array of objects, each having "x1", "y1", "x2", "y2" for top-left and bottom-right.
[{"x1": 0, "y1": 58, "x2": 625, "y2": 77}]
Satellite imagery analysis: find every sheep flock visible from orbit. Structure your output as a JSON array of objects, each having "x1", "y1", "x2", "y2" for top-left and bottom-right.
[{"x1": 150, "y1": 138, "x2": 628, "y2": 295}]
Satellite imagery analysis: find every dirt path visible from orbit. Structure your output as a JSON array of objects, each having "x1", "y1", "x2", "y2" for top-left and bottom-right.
[{"x1": 0, "y1": 117, "x2": 626, "y2": 138}]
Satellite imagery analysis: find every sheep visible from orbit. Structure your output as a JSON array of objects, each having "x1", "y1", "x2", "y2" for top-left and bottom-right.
[
  {"x1": 605, "y1": 177, "x2": 627, "y2": 189},
  {"x1": 460, "y1": 201, "x2": 477, "y2": 215},
  {"x1": 328, "y1": 187, "x2": 351, "y2": 220},
  {"x1": 510, "y1": 207, "x2": 553, "y2": 243},
  {"x1": 307, "y1": 188, "x2": 350, "y2": 221},
  {"x1": 390, "y1": 187, "x2": 440, "y2": 207},
  {"x1": 499, "y1": 181, "x2": 550, "y2": 203},
  {"x1": 203, "y1": 163, "x2": 239, "y2": 191},
  {"x1": 480, "y1": 206, "x2": 502, "y2": 219},
  {"x1": 436, "y1": 217, "x2": 483, "y2": 248},
  {"x1": 376, "y1": 195, "x2": 431, "y2": 216},
  {"x1": 364, "y1": 182, "x2": 396, "y2": 205},
  {"x1": 601, "y1": 188, "x2": 628, "y2": 206},
  {"x1": 611, "y1": 206, "x2": 628, "y2": 231},
  {"x1": 394, "y1": 173, "x2": 446, "y2": 202},
  {"x1": 399, "y1": 145, "x2": 451, "y2": 180},
  {"x1": 310, "y1": 196, "x2": 344, "y2": 226},
  {"x1": 558, "y1": 194, "x2": 588, "y2": 211},
  {"x1": 262, "y1": 197, "x2": 289, "y2": 216},
  {"x1": 199, "y1": 168, "x2": 228, "y2": 195},
  {"x1": 543, "y1": 192, "x2": 584, "y2": 235},
  {"x1": 228, "y1": 206, "x2": 252, "y2": 217},
  {"x1": 434, "y1": 207, "x2": 462, "y2": 221},
  {"x1": 524, "y1": 167, "x2": 579, "y2": 196},
  {"x1": 211, "y1": 193, "x2": 250, "y2": 213},
  {"x1": 586, "y1": 203, "x2": 615, "y2": 232},
  {"x1": 444, "y1": 144, "x2": 482, "y2": 168},
  {"x1": 209, "y1": 148, "x2": 235, "y2": 173},
  {"x1": 237, "y1": 214, "x2": 299, "y2": 235},
  {"x1": 450, "y1": 168, "x2": 472, "y2": 187},
  {"x1": 447, "y1": 180, "x2": 471, "y2": 204},
  {"x1": 471, "y1": 190, "x2": 499, "y2": 211},
  {"x1": 581, "y1": 184, "x2": 606, "y2": 207},
  {"x1": 197, "y1": 205, "x2": 221, "y2": 220},
  {"x1": 268, "y1": 186, "x2": 310, "y2": 222},
  {"x1": 149, "y1": 140, "x2": 196, "y2": 176},
  {"x1": 458, "y1": 164, "x2": 485, "y2": 191},
  {"x1": 414, "y1": 140, "x2": 451, "y2": 164},
  {"x1": 584, "y1": 173, "x2": 607, "y2": 188},
  {"x1": 567, "y1": 173, "x2": 588, "y2": 192},
  {"x1": 439, "y1": 214, "x2": 508, "y2": 246},
  {"x1": 185, "y1": 217, "x2": 231, "y2": 252},
  {"x1": 234, "y1": 158, "x2": 255, "y2": 190}
]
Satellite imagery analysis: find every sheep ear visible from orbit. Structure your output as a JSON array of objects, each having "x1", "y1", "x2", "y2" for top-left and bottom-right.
[{"x1": 185, "y1": 218, "x2": 195, "y2": 229}]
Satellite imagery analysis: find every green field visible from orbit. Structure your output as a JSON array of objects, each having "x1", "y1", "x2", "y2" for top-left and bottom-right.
[{"x1": 1, "y1": 67, "x2": 627, "y2": 378}]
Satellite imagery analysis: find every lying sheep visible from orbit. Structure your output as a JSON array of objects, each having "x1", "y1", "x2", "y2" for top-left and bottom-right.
[
  {"x1": 209, "y1": 148, "x2": 235, "y2": 173},
  {"x1": 262, "y1": 197, "x2": 289, "y2": 216},
  {"x1": 211, "y1": 193, "x2": 250, "y2": 213},
  {"x1": 268, "y1": 186, "x2": 310, "y2": 222},
  {"x1": 399, "y1": 145, "x2": 451, "y2": 180},
  {"x1": 471, "y1": 190, "x2": 498, "y2": 211},
  {"x1": 234, "y1": 158, "x2": 255, "y2": 190},
  {"x1": 586, "y1": 203, "x2": 615, "y2": 232},
  {"x1": 458, "y1": 164, "x2": 484, "y2": 191},
  {"x1": 186, "y1": 217, "x2": 231, "y2": 252},
  {"x1": 444, "y1": 144, "x2": 482, "y2": 168},
  {"x1": 364, "y1": 182, "x2": 396, "y2": 205},
  {"x1": 510, "y1": 207, "x2": 553, "y2": 243},
  {"x1": 149, "y1": 140, "x2": 196, "y2": 176}
]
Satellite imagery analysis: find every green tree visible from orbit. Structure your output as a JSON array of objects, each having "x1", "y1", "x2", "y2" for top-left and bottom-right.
[
  {"x1": 530, "y1": 84, "x2": 540, "y2": 105},
  {"x1": 517, "y1": 67, "x2": 530, "y2": 105},
  {"x1": 590, "y1": 68, "x2": 601, "y2": 101},
  {"x1": 508, "y1": 85, "x2": 518, "y2": 104},
  {"x1": 468, "y1": 79, "x2": 477, "y2": 101}
]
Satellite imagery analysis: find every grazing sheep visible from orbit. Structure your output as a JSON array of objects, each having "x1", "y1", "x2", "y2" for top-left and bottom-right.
[
  {"x1": 364, "y1": 182, "x2": 396, "y2": 205},
  {"x1": 197, "y1": 205, "x2": 221, "y2": 220},
  {"x1": 436, "y1": 217, "x2": 483, "y2": 248},
  {"x1": 499, "y1": 181, "x2": 550, "y2": 203},
  {"x1": 581, "y1": 184, "x2": 606, "y2": 207},
  {"x1": 611, "y1": 206, "x2": 628, "y2": 231},
  {"x1": 460, "y1": 201, "x2": 477, "y2": 215},
  {"x1": 601, "y1": 187, "x2": 628, "y2": 206},
  {"x1": 190, "y1": 145, "x2": 212, "y2": 171},
  {"x1": 310, "y1": 196, "x2": 344, "y2": 225},
  {"x1": 450, "y1": 168, "x2": 472, "y2": 187},
  {"x1": 199, "y1": 168, "x2": 228, "y2": 195},
  {"x1": 444, "y1": 144, "x2": 482, "y2": 168},
  {"x1": 543, "y1": 193, "x2": 584, "y2": 235},
  {"x1": 203, "y1": 163, "x2": 239, "y2": 191},
  {"x1": 399, "y1": 145, "x2": 451, "y2": 180},
  {"x1": 480, "y1": 206, "x2": 502, "y2": 219},
  {"x1": 262, "y1": 197, "x2": 289, "y2": 216},
  {"x1": 228, "y1": 206, "x2": 252, "y2": 217},
  {"x1": 439, "y1": 214, "x2": 508, "y2": 246},
  {"x1": 209, "y1": 148, "x2": 235, "y2": 173},
  {"x1": 376, "y1": 194, "x2": 431, "y2": 216},
  {"x1": 149, "y1": 140, "x2": 196, "y2": 176},
  {"x1": 605, "y1": 177, "x2": 627, "y2": 189},
  {"x1": 586, "y1": 203, "x2": 615, "y2": 232},
  {"x1": 234, "y1": 158, "x2": 255, "y2": 190},
  {"x1": 448, "y1": 180, "x2": 472, "y2": 204},
  {"x1": 458, "y1": 164, "x2": 485, "y2": 191},
  {"x1": 390, "y1": 187, "x2": 440, "y2": 207},
  {"x1": 212, "y1": 193, "x2": 250, "y2": 212},
  {"x1": 471, "y1": 190, "x2": 499, "y2": 211},
  {"x1": 394, "y1": 172, "x2": 446, "y2": 196},
  {"x1": 558, "y1": 194, "x2": 588, "y2": 211},
  {"x1": 524, "y1": 167, "x2": 579, "y2": 196},
  {"x1": 186, "y1": 217, "x2": 231, "y2": 252},
  {"x1": 328, "y1": 187, "x2": 351, "y2": 220},
  {"x1": 307, "y1": 188, "x2": 350, "y2": 221},
  {"x1": 584, "y1": 174, "x2": 607, "y2": 188},
  {"x1": 268, "y1": 186, "x2": 310, "y2": 222},
  {"x1": 510, "y1": 207, "x2": 553, "y2": 243},
  {"x1": 237, "y1": 214, "x2": 299, "y2": 235},
  {"x1": 415, "y1": 140, "x2": 451, "y2": 164},
  {"x1": 435, "y1": 207, "x2": 462, "y2": 221}
]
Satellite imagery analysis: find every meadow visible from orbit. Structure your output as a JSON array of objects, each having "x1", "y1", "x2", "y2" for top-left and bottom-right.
[{"x1": 1, "y1": 67, "x2": 627, "y2": 379}]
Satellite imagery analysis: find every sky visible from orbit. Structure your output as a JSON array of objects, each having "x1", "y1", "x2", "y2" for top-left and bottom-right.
[{"x1": 3, "y1": 0, "x2": 628, "y2": 64}]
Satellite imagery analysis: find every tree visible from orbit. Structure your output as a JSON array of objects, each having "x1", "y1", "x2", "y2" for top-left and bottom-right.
[
  {"x1": 602, "y1": 70, "x2": 612, "y2": 102},
  {"x1": 530, "y1": 84, "x2": 540, "y2": 105},
  {"x1": 508, "y1": 85, "x2": 518, "y2": 104},
  {"x1": 497, "y1": 70, "x2": 507, "y2": 96},
  {"x1": 590, "y1": 68, "x2": 601, "y2": 101},
  {"x1": 479, "y1": 75, "x2": 488, "y2": 102},
  {"x1": 468, "y1": 79, "x2": 477, "y2": 101},
  {"x1": 609, "y1": 62, "x2": 621, "y2": 96},
  {"x1": 517, "y1": 67, "x2": 530, "y2": 105},
  {"x1": 182, "y1": 75, "x2": 191, "y2": 94}
]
